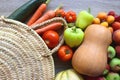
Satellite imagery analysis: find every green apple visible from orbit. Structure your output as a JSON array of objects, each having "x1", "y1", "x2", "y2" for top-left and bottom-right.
[
  {"x1": 103, "y1": 64, "x2": 110, "y2": 75},
  {"x1": 109, "y1": 58, "x2": 120, "y2": 72},
  {"x1": 64, "y1": 27, "x2": 84, "y2": 48},
  {"x1": 108, "y1": 46, "x2": 116, "y2": 59},
  {"x1": 106, "y1": 72, "x2": 120, "y2": 80}
]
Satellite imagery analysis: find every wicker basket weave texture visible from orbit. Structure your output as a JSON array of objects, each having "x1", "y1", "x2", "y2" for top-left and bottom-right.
[{"x1": 0, "y1": 16, "x2": 68, "y2": 80}]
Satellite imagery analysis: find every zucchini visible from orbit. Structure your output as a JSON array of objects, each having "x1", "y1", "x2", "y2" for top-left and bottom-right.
[{"x1": 8, "y1": 0, "x2": 47, "y2": 22}]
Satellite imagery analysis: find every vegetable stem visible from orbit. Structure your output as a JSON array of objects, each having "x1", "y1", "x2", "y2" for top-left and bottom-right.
[
  {"x1": 45, "y1": 0, "x2": 50, "y2": 5},
  {"x1": 67, "y1": 23, "x2": 75, "y2": 28},
  {"x1": 65, "y1": 50, "x2": 71, "y2": 54},
  {"x1": 88, "y1": 7, "x2": 91, "y2": 13},
  {"x1": 54, "y1": 4, "x2": 63, "y2": 12},
  {"x1": 72, "y1": 26, "x2": 76, "y2": 32}
]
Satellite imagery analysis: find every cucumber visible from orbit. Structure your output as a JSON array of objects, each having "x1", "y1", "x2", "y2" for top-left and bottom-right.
[{"x1": 8, "y1": 0, "x2": 47, "y2": 22}]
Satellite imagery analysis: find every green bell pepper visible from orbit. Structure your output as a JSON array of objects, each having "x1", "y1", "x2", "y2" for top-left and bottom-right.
[{"x1": 75, "y1": 10, "x2": 94, "y2": 30}]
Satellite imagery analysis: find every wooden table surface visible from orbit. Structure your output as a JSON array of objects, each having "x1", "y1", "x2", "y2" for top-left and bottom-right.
[{"x1": 0, "y1": 0, "x2": 120, "y2": 74}]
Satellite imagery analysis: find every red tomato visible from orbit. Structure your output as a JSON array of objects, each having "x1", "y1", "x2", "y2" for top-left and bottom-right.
[
  {"x1": 58, "y1": 45, "x2": 73, "y2": 62},
  {"x1": 65, "y1": 10, "x2": 77, "y2": 23},
  {"x1": 55, "y1": 9, "x2": 66, "y2": 18},
  {"x1": 42, "y1": 30, "x2": 59, "y2": 49}
]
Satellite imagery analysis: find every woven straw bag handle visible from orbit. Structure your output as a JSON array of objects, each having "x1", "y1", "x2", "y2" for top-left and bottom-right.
[{"x1": 31, "y1": 17, "x2": 68, "y2": 55}]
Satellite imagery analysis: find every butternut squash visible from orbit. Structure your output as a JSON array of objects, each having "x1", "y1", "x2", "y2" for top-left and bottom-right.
[{"x1": 72, "y1": 24, "x2": 112, "y2": 77}]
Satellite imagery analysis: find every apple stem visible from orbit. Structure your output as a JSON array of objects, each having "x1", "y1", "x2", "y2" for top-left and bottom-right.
[{"x1": 72, "y1": 26, "x2": 76, "y2": 32}]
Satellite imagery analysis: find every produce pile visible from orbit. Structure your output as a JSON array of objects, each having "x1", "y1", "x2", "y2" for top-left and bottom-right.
[{"x1": 7, "y1": 0, "x2": 120, "y2": 80}]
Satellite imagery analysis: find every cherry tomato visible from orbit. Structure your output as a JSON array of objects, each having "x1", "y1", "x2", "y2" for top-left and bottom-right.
[
  {"x1": 42, "y1": 30, "x2": 59, "y2": 49},
  {"x1": 55, "y1": 9, "x2": 66, "y2": 18},
  {"x1": 65, "y1": 10, "x2": 77, "y2": 23},
  {"x1": 58, "y1": 45, "x2": 73, "y2": 62}
]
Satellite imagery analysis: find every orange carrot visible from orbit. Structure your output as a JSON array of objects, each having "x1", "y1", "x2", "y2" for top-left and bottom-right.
[
  {"x1": 31, "y1": 5, "x2": 62, "y2": 26},
  {"x1": 27, "y1": 0, "x2": 50, "y2": 26},
  {"x1": 35, "y1": 22, "x2": 63, "y2": 35}
]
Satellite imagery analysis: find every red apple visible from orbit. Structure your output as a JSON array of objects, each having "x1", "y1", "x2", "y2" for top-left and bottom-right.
[
  {"x1": 84, "y1": 76, "x2": 98, "y2": 80},
  {"x1": 113, "y1": 29, "x2": 120, "y2": 44},
  {"x1": 115, "y1": 15, "x2": 120, "y2": 22},
  {"x1": 96, "y1": 77, "x2": 106, "y2": 80},
  {"x1": 115, "y1": 45, "x2": 120, "y2": 58},
  {"x1": 112, "y1": 21, "x2": 120, "y2": 31},
  {"x1": 108, "y1": 11, "x2": 116, "y2": 16}
]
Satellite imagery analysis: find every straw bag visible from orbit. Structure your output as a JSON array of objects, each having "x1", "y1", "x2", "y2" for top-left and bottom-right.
[{"x1": 0, "y1": 16, "x2": 68, "y2": 80}]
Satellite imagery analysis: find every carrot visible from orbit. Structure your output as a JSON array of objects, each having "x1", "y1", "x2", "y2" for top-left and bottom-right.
[
  {"x1": 35, "y1": 22, "x2": 63, "y2": 35},
  {"x1": 31, "y1": 5, "x2": 62, "y2": 26},
  {"x1": 27, "y1": 0, "x2": 50, "y2": 26}
]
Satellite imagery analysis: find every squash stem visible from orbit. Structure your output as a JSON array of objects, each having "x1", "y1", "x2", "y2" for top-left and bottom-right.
[
  {"x1": 45, "y1": 0, "x2": 50, "y2": 5},
  {"x1": 88, "y1": 7, "x2": 91, "y2": 13}
]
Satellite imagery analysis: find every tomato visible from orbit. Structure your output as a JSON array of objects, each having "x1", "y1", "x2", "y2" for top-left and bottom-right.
[
  {"x1": 55, "y1": 9, "x2": 66, "y2": 18},
  {"x1": 42, "y1": 30, "x2": 59, "y2": 49},
  {"x1": 58, "y1": 45, "x2": 73, "y2": 62},
  {"x1": 65, "y1": 10, "x2": 77, "y2": 23}
]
